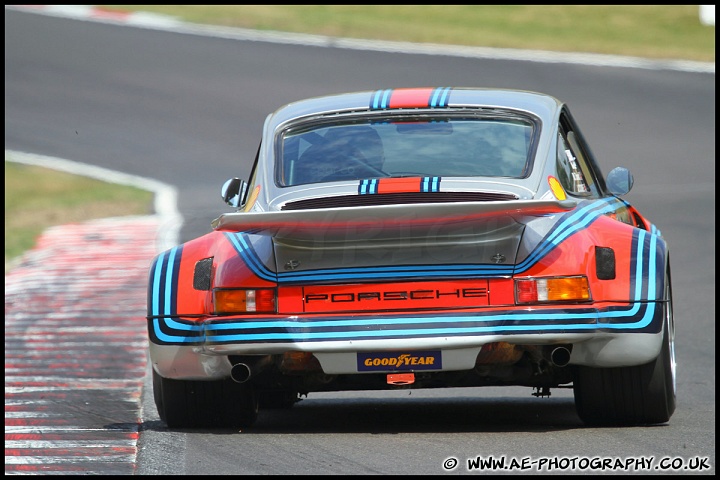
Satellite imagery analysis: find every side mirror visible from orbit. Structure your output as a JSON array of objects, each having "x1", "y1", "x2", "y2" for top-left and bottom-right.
[
  {"x1": 221, "y1": 177, "x2": 248, "y2": 208},
  {"x1": 606, "y1": 167, "x2": 634, "y2": 196}
]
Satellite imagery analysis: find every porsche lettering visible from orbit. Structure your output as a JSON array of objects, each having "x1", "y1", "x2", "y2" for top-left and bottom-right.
[{"x1": 305, "y1": 288, "x2": 487, "y2": 303}]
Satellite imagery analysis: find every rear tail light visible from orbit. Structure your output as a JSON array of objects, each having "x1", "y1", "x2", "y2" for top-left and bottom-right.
[
  {"x1": 214, "y1": 288, "x2": 276, "y2": 314},
  {"x1": 515, "y1": 276, "x2": 591, "y2": 304}
]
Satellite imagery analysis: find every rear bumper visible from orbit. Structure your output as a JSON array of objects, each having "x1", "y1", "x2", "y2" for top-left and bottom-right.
[{"x1": 148, "y1": 301, "x2": 664, "y2": 380}]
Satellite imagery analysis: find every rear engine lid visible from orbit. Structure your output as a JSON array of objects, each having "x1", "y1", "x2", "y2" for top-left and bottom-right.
[{"x1": 212, "y1": 200, "x2": 575, "y2": 274}]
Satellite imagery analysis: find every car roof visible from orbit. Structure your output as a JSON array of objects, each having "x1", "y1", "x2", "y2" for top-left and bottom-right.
[
  {"x1": 256, "y1": 88, "x2": 568, "y2": 209},
  {"x1": 266, "y1": 87, "x2": 564, "y2": 130}
]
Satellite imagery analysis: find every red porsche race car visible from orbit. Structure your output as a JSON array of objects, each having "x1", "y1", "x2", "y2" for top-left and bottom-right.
[{"x1": 147, "y1": 87, "x2": 676, "y2": 428}]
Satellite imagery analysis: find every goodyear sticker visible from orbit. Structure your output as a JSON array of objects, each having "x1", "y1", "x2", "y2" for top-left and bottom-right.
[{"x1": 357, "y1": 350, "x2": 441, "y2": 372}]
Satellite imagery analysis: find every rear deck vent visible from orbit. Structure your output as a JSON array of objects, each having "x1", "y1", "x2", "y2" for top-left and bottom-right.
[{"x1": 282, "y1": 192, "x2": 518, "y2": 210}]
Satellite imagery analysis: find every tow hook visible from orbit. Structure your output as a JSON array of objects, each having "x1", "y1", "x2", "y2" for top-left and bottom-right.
[{"x1": 387, "y1": 372, "x2": 415, "y2": 385}]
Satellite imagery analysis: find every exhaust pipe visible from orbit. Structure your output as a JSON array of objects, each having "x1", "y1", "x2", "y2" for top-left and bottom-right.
[
  {"x1": 548, "y1": 346, "x2": 572, "y2": 367},
  {"x1": 230, "y1": 355, "x2": 273, "y2": 383},
  {"x1": 230, "y1": 363, "x2": 253, "y2": 383}
]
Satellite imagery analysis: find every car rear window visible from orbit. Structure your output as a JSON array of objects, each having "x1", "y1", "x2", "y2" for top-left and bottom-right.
[{"x1": 277, "y1": 114, "x2": 536, "y2": 187}]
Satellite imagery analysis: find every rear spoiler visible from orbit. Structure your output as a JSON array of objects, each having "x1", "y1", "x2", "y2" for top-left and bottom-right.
[{"x1": 211, "y1": 200, "x2": 576, "y2": 242}]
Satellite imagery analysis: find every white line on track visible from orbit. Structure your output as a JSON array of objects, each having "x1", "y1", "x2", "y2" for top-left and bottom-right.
[
  {"x1": 5, "y1": 440, "x2": 136, "y2": 447},
  {"x1": 4, "y1": 150, "x2": 181, "y2": 253},
  {"x1": 5, "y1": 456, "x2": 138, "y2": 465},
  {"x1": 5, "y1": 427, "x2": 138, "y2": 433}
]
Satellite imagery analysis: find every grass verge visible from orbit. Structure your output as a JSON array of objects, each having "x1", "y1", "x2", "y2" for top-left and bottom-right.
[
  {"x1": 103, "y1": 5, "x2": 715, "y2": 62},
  {"x1": 4, "y1": 159, "x2": 154, "y2": 272}
]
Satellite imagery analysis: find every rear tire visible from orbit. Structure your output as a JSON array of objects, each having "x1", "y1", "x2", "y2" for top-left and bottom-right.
[
  {"x1": 573, "y1": 264, "x2": 676, "y2": 426},
  {"x1": 153, "y1": 370, "x2": 259, "y2": 429}
]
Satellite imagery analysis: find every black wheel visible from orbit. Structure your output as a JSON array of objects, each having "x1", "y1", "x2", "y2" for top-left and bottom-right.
[
  {"x1": 153, "y1": 370, "x2": 259, "y2": 429},
  {"x1": 573, "y1": 264, "x2": 676, "y2": 426},
  {"x1": 152, "y1": 368, "x2": 166, "y2": 423}
]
